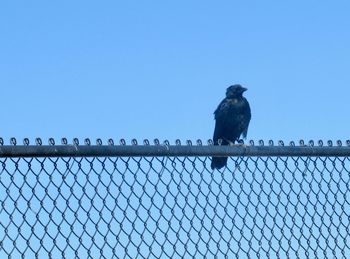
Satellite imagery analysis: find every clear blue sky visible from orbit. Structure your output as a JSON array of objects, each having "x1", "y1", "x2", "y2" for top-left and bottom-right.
[
  {"x1": 1, "y1": 2, "x2": 350, "y2": 258},
  {"x1": 1, "y1": 1, "x2": 350, "y2": 144}
]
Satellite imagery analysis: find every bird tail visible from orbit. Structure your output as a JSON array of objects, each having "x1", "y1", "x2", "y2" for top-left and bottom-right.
[{"x1": 211, "y1": 157, "x2": 228, "y2": 170}]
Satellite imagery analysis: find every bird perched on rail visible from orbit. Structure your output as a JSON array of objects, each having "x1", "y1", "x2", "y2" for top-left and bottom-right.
[{"x1": 211, "y1": 84, "x2": 251, "y2": 170}]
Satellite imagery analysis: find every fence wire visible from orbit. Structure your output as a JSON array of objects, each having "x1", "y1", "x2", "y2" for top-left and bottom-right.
[{"x1": 1, "y1": 139, "x2": 350, "y2": 258}]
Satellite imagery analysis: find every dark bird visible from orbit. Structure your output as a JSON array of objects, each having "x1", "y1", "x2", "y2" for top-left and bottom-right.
[{"x1": 211, "y1": 84, "x2": 251, "y2": 170}]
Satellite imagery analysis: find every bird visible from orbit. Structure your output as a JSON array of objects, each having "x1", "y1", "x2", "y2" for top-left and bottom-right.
[{"x1": 211, "y1": 84, "x2": 251, "y2": 170}]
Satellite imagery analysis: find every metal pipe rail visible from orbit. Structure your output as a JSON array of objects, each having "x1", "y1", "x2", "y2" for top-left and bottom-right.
[{"x1": 1, "y1": 144, "x2": 350, "y2": 157}]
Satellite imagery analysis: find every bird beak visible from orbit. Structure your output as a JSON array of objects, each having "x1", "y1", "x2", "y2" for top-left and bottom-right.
[{"x1": 242, "y1": 87, "x2": 247, "y2": 92}]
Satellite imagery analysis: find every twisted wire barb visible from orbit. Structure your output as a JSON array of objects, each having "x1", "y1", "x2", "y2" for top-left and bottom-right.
[{"x1": 0, "y1": 137, "x2": 349, "y2": 258}]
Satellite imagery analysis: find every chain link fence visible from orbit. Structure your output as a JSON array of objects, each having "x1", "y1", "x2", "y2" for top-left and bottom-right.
[{"x1": 1, "y1": 138, "x2": 350, "y2": 258}]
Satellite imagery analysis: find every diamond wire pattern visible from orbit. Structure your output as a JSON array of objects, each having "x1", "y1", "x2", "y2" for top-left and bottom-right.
[{"x1": 0, "y1": 156, "x2": 350, "y2": 258}]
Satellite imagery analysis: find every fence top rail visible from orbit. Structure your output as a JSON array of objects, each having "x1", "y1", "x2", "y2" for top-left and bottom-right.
[{"x1": 0, "y1": 141, "x2": 350, "y2": 157}]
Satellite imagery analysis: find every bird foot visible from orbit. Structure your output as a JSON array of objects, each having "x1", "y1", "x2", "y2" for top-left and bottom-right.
[
  {"x1": 229, "y1": 141, "x2": 246, "y2": 147},
  {"x1": 229, "y1": 143, "x2": 247, "y2": 147},
  {"x1": 221, "y1": 138, "x2": 235, "y2": 146},
  {"x1": 222, "y1": 138, "x2": 245, "y2": 147},
  {"x1": 228, "y1": 140, "x2": 235, "y2": 146}
]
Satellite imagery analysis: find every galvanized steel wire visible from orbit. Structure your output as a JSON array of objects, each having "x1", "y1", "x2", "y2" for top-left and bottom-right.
[{"x1": 0, "y1": 138, "x2": 350, "y2": 258}]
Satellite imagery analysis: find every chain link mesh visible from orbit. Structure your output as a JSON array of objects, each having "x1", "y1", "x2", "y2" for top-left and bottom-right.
[{"x1": 1, "y1": 143, "x2": 350, "y2": 258}]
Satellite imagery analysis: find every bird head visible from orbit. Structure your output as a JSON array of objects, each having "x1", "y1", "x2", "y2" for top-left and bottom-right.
[{"x1": 226, "y1": 84, "x2": 247, "y2": 98}]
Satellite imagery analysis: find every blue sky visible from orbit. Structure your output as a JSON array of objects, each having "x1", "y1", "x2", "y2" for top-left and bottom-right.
[
  {"x1": 1, "y1": 1, "x2": 350, "y2": 144},
  {"x1": 1, "y1": 2, "x2": 350, "y2": 258}
]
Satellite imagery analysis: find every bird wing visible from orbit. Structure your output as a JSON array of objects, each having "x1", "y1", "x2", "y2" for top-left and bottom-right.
[
  {"x1": 213, "y1": 119, "x2": 224, "y2": 144},
  {"x1": 213, "y1": 97, "x2": 251, "y2": 142},
  {"x1": 214, "y1": 98, "x2": 232, "y2": 120},
  {"x1": 213, "y1": 98, "x2": 242, "y2": 144},
  {"x1": 213, "y1": 98, "x2": 230, "y2": 144}
]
